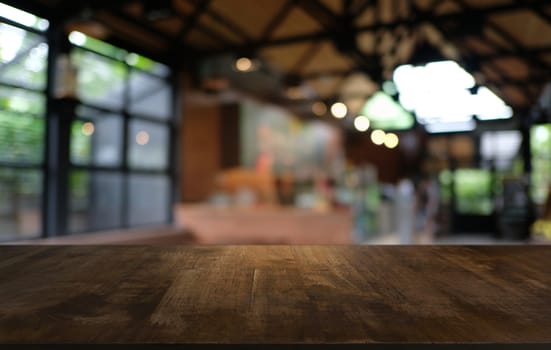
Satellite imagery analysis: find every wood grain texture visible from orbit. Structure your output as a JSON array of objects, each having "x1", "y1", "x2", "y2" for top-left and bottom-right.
[{"x1": 0, "y1": 246, "x2": 550, "y2": 346}]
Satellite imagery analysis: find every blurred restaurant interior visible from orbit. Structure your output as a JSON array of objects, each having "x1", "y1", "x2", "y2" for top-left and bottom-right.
[{"x1": 2, "y1": 0, "x2": 551, "y2": 246}]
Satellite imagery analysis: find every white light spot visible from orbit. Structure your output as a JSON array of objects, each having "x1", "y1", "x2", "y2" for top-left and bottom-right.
[
  {"x1": 371, "y1": 129, "x2": 386, "y2": 145},
  {"x1": 353, "y1": 115, "x2": 370, "y2": 132},
  {"x1": 330, "y1": 102, "x2": 347, "y2": 119},
  {"x1": 68, "y1": 31, "x2": 87, "y2": 46},
  {"x1": 384, "y1": 133, "x2": 399, "y2": 149}
]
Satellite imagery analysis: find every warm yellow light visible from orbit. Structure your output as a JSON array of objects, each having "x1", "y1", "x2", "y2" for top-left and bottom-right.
[
  {"x1": 371, "y1": 129, "x2": 385, "y2": 145},
  {"x1": 135, "y1": 131, "x2": 150, "y2": 145},
  {"x1": 235, "y1": 57, "x2": 253, "y2": 72},
  {"x1": 81, "y1": 122, "x2": 94, "y2": 136},
  {"x1": 286, "y1": 86, "x2": 303, "y2": 100},
  {"x1": 353, "y1": 115, "x2": 370, "y2": 132},
  {"x1": 312, "y1": 101, "x2": 327, "y2": 116},
  {"x1": 384, "y1": 132, "x2": 399, "y2": 149},
  {"x1": 330, "y1": 102, "x2": 347, "y2": 119}
]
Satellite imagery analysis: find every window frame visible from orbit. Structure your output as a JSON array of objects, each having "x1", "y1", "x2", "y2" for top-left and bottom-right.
[
  {"x1": 66, "y1": 37, "x2": 177, "y2": 234},
  {"x1": 0, "y1": 3, "x2": 179, "y2": 240},
  {"x1": 0, "y1": 14, "x2": 49, "y2": 241}
]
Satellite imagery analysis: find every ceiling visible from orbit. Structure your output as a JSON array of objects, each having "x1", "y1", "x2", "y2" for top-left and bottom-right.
[{"x1": 8, "y1": 0, "x2": 551, "y2": 114}]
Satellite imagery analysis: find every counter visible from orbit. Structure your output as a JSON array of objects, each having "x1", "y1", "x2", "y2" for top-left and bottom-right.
[{"x1": 1, "y1": 245, "x2": 550, "y2": 348}]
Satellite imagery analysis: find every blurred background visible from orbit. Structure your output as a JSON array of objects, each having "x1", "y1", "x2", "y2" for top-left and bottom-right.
[{"x1": 1, "y1": 0, "x2": 551, "y2": 245}]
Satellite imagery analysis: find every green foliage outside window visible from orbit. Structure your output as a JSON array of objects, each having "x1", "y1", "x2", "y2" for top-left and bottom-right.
[
  {"x1": 0, "y1": 23, "x2": 48, "y2": 89},
  {"x1": 0, "y1": 111, "x2": 43, "y2": 163},
  {"x1": 439, "y1": 170, "x2": 453, "y2": 205},
  {"x1": 0, "y1": 88, "x2": 45, "y2": 163},
  {"x1": 531, "y1": 124, "x2": 551, "y2": 205},
  {"x1": 71, "y1": 49, "x2": 127, "y2": 107},
  {"x1": 454, "y1": 169, "x2": 494, "y2": 215},
  {"x1": 70, "y1": 120, "x2": 92, "y2": 164}
]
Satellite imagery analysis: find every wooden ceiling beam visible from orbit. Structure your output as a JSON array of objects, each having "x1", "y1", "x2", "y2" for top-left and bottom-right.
[
  {"x1": 516, "y1": 0, "x2": 551, "y2": 28},
  {"x1": 451, "y1": 0, "x2": 546, "y2": 105},
  {"x1": 351, "y1": 0, "x2": 376, "y2": 18},
  {"x1": 422, "y1": 1, "x2": 533, "y2": 105},
  {"x1": 171, "y1": 7, "x2": 236, "y2": 47},
  {"x1": 302, "y1": 64, "x2": 547, "y2": 87},
  {"x1": 294, "y1": 0, "x2": 338, "y2": 29},
  {"x1": 260, "y1": 0, "x2": 295, "y2": 41},
  {"x1": 295, "y1": 0, "x2": 383, "y2": 81},
  {"x1": 454, "y1": 0, "x2": 551, "y2": 73},
  {"x1": 205, "y1": 0, "x2": 550, "y2": 54},
  {"x1": 200, "y1": 2, "x2": 252, "y2": 43},
  {"x1": 290, "y1": 42, "x2": 323, "y2": 73},
  {"x1": 177, "y1": 0, "x2": 212, "y2": 41}
]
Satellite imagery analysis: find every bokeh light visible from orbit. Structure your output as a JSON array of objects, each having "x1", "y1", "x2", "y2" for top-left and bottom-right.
[
  {"x1": 312, "y1": 101, "x2": 327, "y2": 116},
  {"x1": 384, "y1": 132, "x2": 399, "y2": 149},
  {"x1": 353, "y1": 115, "x2": 370, "y2": 132},
  {"x1": 371, "y1": 129, "x2": 385, "y2": 145},
  {"x1": 135, "y1": 131, "x2": 150, "y2": 145},
  {"x1": 235, "y1": 57, "x2": 253, "y2": 72},
  {"x1": 81, "y1": 122, "x2": 94, "y2": 136},
  {"x1": 330, "y1": 102, "x2": 347, "y2": 119}
]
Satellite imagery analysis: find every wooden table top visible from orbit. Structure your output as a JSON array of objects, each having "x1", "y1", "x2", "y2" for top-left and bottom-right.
[{"x1": 1, "y1": 245, "x2": 551, "y2": 348}]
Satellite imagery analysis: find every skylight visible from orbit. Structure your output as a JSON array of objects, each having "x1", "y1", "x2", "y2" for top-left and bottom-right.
[
  {"x1": 474, "y1": 87, "x2": 513, "y2": 120},
  {"x1": 425, "y1": 120, "x2": 476, "y2": 134},
  {"x1": 393, "y1": 60, "x2": 513, "y2": 133}
]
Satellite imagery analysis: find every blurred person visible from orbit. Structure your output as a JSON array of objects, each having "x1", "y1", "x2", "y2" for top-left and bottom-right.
[{"x1": 415, "y1": 176, "x2": 440, "y2": 243}]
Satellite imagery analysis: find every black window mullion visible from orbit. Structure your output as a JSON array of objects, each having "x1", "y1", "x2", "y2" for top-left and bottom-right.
[
  {"x1": 0, "y1": 161, "x2": 43, "y2": 169},
  {"x1": 167, "y1": 70, "x2": 181, "y2": 223},
  {"x1": 0, "y1": 81, "x2": 44, "y2": 93},
  {"x1": 76, "y1": 101, "x2": 123, "y2": 116},
  {"x1": 123, "y1": 113, "x2": 172, "y2": 125},
  {"x1": 121, "y1": 64, "x2": 131, "y2": 229},
  {"x1": 43, "y1": 22, "x2": 74, "y2": 238},
  {"x1": 41, "y1": 21, "x2": 55, "y2": 239},
  {"x1": 0, "y1": 16, "x2": 43, "y2": 34}
]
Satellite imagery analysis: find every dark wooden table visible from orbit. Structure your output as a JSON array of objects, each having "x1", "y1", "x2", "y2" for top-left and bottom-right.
[{"x1": 1, "y1": 245, "x2": 551, "y2": 349}]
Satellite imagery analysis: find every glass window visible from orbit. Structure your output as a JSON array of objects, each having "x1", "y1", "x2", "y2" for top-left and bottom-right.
[
  {"x1": 439, "y1": 170, "x2": 453, "y2": 205},
  {"x1": 128, "y1": 174, "x2": 170, "y2": 226},
  {"x1": 0, "y1": 82, "x2": 46, "y2": 114},
  {"x1": 0, "y1": 168, "x2": 42, "y2": 240},
  {"x1": 69, "y1": 171, "x2": 123, "y2": 232},
  {"x1": 0, "y1": 3, "x2": 49, "y2": 31},
  {"x1": 0, "y1": 111, "x2": 44, "y2": 164},
  {"x1": 71, "y1": 108, "x2": 123, "y2": 167},
  {"x1": 0, "y1": 23, "x2": 48, "y2": 89},
  {"x1": 128, "y1": 119, "x2": 169, "y2": 170},
  {"x1": 71, "y1": 49, "x2": 127, "y2": 110},
  {"x1": 126, "y1": 52, "x2": 169, "y2": 77},
  {"x1": 69, "y1": 31, "x2": 126, "y2": 60},
  {"x1": 531, "y1": 124, "x2": 551, "y2": 205},
  {"x1": 0, "y1": 87, "x2": 45, "y2": 164},
  {"x1": 0, "y1": 7, "x2": 47, "y2": 240},
  {"x1": 66, "y1": 31, "x2": 174, "y2": 234},
  {"x1": 128, "y1": 70, "x2": 172, "y2": 119},
  {"x1": 454, "y1": 169, "x2": 493, "y2": 215}
]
